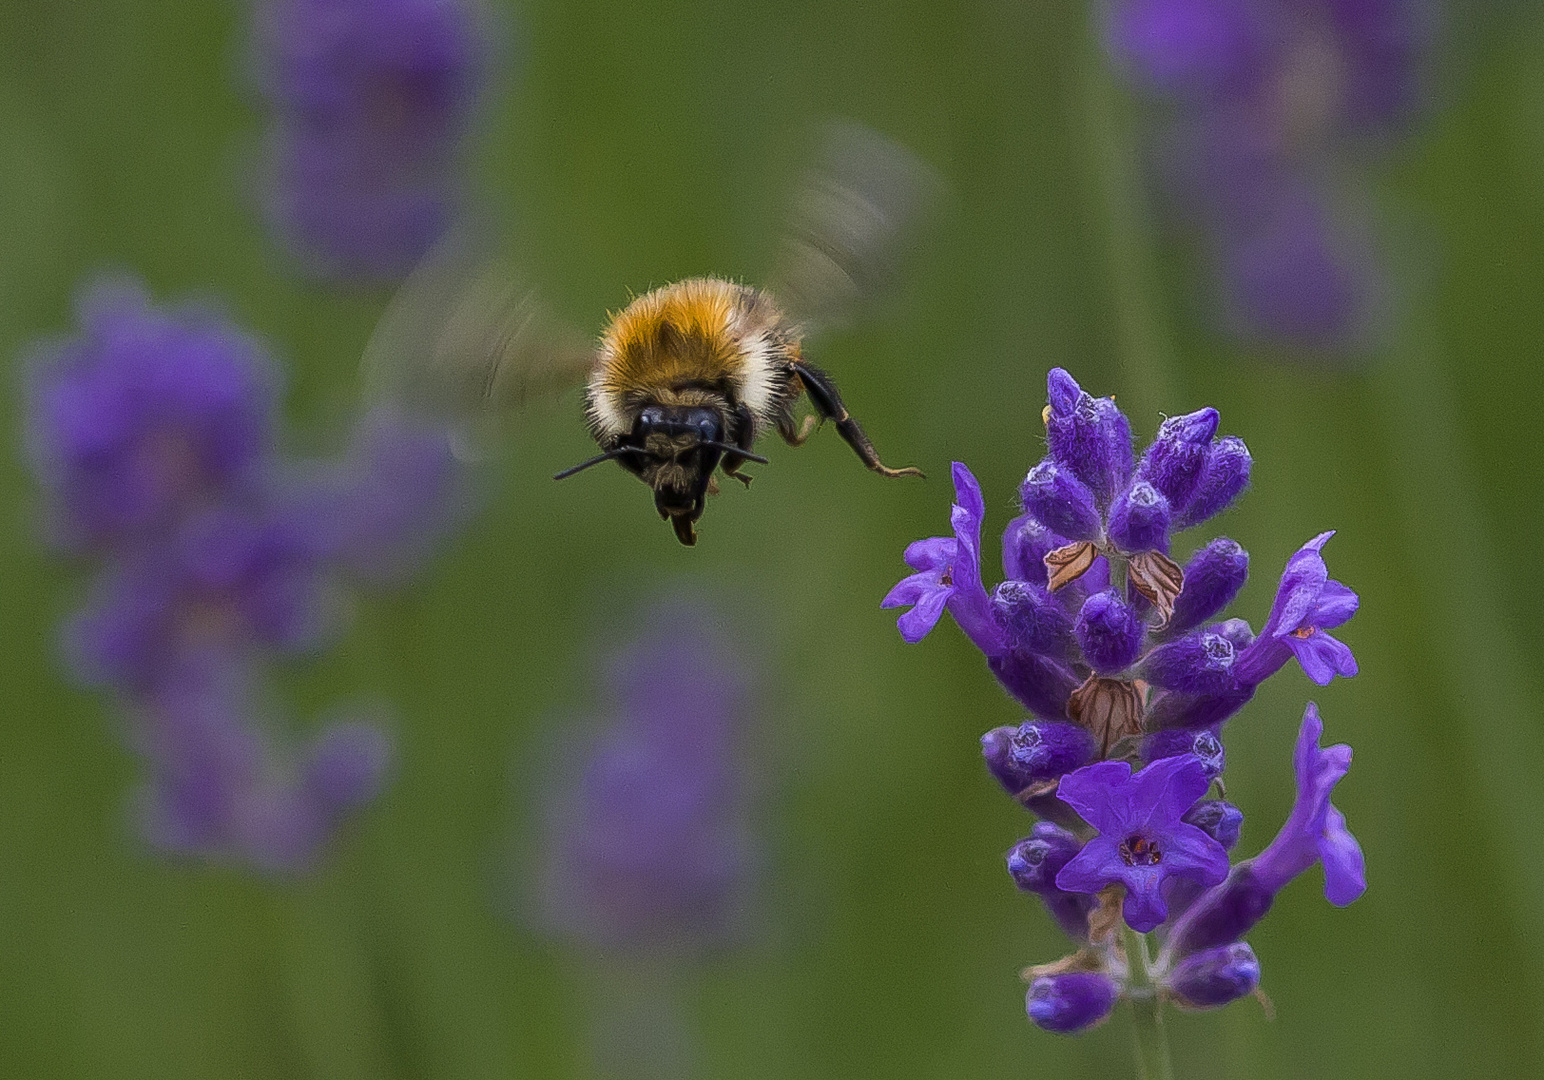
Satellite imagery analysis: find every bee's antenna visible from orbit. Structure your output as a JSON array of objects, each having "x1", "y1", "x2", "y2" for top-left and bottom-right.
[
  {"x1": 553, "y1": 447, "x2": 640, "y2": 480},
  {"x1": 697, "y1": 441, "x2": 770, "y2": 465}
]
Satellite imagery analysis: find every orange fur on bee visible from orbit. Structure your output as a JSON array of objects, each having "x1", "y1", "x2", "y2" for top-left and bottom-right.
[{"x1": 586, "y1": 277, "x2": 799, "y2": 441}]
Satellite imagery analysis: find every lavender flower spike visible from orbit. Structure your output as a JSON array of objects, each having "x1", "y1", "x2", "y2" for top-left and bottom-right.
[
  {"x1": 1053, "y1": 755, "x2": 1229, "y2": 932},
  {"x1": 1234, "y1": 531, "x2": 1359, "y2": 686},
  {"x1": 882, "y1": 463, "x2": 1003, "y2": 655}
]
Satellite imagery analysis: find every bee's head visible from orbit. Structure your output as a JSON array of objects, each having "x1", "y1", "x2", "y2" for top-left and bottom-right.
[{"x1": 633, "y1": 404, "x2": 727, "y2": 546}]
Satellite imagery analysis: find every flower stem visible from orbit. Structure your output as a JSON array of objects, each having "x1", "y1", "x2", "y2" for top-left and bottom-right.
[{"x1": 1122, "y1": 924, "x2": 1175, "y2": 1080}]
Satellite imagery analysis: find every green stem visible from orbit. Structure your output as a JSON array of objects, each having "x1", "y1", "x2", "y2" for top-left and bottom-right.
[{"x1": 1122, "y1": 925, "x2": 1175, "y2": 1080}]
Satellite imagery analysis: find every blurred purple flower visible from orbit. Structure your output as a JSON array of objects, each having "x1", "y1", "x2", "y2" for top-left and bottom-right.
[
  {"x1": 24, "y1": 275, "x2": 466, "y2": 872},
  {"x1": 1106, "y1": 0, "x2": 1436, "y2": 351},
  {"x1": 249, "y1": 0, "x2": 494, "y2": 281},
  {"x1": 535, "y1": 598, "x2": 759, "y2": 954},
  {"x1": 132, "y1": 655, "x2": 392, "y2": 872},
  {"x1": 24, "y1": 278, "x2": 279, "y2": 551}
]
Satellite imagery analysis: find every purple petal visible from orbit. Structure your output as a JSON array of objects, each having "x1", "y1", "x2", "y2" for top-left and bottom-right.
[
  {"x1": 1159, "y1": 821, "x2": 1232, "y2": 886},
  {"x1": 1053, "y1": 835, "x2": 1124, "y2": 895},
  {"x1": 1129, "y1": 754, "x2": 1213, "y2": 833},
  {"x1": 1270, "y1": 548, "x2": 1328, "y2": 638},
  {"x1": 1285, "y1": 629, "x2": 1358, "y2": 685},
  {"x1": 881, "y1": 569, "x2": 940, "y2": 610},
  {"x1": 1055, "y1": 760, "x2": 1137, "y2": 833},
  {"x1": 903, "y1": 535, "x2": 955, "y2": 572},
  {"x1": 1320, "y1": 805, "x2": 1367, "y2": 906},
  {"x1": 896, "y1": 586, "x2": 950, "y2": 643},
  {"x1": 1309, "y1": 579, "x2": 1360, "y2": 629},
  {"x1": 950, "y1": 461, "x2": 985, "y2": 526},
  {"x1": 1121, "y1": 869, "x2": 1170, "y2": 932}
]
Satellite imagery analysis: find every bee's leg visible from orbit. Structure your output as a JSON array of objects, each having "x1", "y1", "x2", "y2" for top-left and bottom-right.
[
  {"x1": 722, "y1": 461, "x2": 754, "y2": 488},
  {"x1": 776, "y1": 414, "x2": 821, "y2": 447},
  {"x1": 789, "y1": 361, "x2": 924, "y2": 479},
  {"x1": 722, "y1": 403, "x2": 758, "y2": 487}
]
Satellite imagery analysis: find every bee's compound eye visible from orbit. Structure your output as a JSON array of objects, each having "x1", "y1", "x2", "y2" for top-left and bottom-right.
[
  {"x1": 696, "y1": 415, "x2": 717, "y2": 439},
  {"x1": 639, "y1": 406, "x2": 665, "y2": 430}
]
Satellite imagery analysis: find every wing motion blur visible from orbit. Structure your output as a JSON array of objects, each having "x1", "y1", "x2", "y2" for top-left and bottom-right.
[
  {"x1": 360, "y1": 224, "x2": 593, "y2": 461},
  {"x1": 769, "y1": 119, "x2": 942, "y2": 337}
]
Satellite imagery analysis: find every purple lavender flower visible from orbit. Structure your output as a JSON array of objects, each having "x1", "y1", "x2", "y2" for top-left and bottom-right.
[
  {"x1": 248, "y1": 0, "x2": 494, "y2": 281},
  {"x1": 1165, "y1": 942, "x2": 1261, "y2": 1008},
  {"x1": 132, "y1": 655, "x2": 392, "y2": 872},
  {"x1": 535, "y1": 598, "x2": 758, "y2": 953},
  {"x1": 1233, "y1": 531, "x2": 1360, "y2": 686},
  {"x1": 1053, "y1": 755, "x2": 1229, "y2": 931},
  {"x1": 883, "y1": 370, "x2": 1366, "y2": 1042},
  {"x1": 24, "y1": 278, "x2": 279, "y2": 551},
  {"x1": 1163, "y1": 703, "x2": 1363, "y2": 961},
  {"x1": 1105, "y1": 0, "x2": 1434, "y2": 351},
  {"x1": 25, "y1": 275, "x2": 465, "y2": 872},
  {"x1": 881, "y1": 462, "x2": 1002, "y2": 655},
  {"x1": 1255, "y1": 702, "x2": 1366, "y2": 902}
]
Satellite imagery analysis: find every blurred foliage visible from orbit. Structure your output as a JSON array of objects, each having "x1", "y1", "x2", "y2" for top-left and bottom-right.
[{"x1": 1, "y1": 1, "x2": 1542, "y2": 1077}]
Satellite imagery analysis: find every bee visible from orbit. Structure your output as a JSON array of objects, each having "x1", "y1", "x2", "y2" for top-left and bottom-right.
[{"x1": 363, "y1": 121, "x2": 936, "y2": 545}]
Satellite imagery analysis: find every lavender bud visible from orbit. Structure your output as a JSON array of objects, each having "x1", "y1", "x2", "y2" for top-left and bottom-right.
[
  {"x1": 1211, "y1": 617, "x2": 1255, "y2": 649},
  {"x1": 1020, "y1": 460, "x2": 1103, "y2": 541},
  {"x1": 1170, "y1": 864, "x2": 1275, "y2": 955},
  {"x1": 1166, "y1": 942, "x2": 1261, "y2": 1009},
  {"x1": 1183, "y1": 798, "x2": 1244, "y2": 850},
  {"x1": 1177, "y1": 435, "x2": 1251, "y2": 529},
  {"x1": 1008, "y1": 823, "x2": 1097, "y2": 940},
  {"x1": 1107, "y1": 480, "x2": 1172, "y2": 553},
  {"x1": 987, "y1": 651, "x2": 1081, "y2": 720},
  {"x1": 1026, "y1": 971, "x2": 1119, "y2": 1033},
  {"x1": 1141, "y1": 631, "x2": 1236, "y2": 693},
  {"x1": 1074, "y1": 589, "x2": 1143, "y2": 674},
  {"x1": 983, "y1": 721, "x2": 1098, "y2": 795},
  {"x1": 991, "y1": 580, "x2": 1075, "y2": 658},
  {"x1": 1001, "y1": 514, "x2": 1063, "y2": 586},
  {"x1": 1169, "y1": 538, "x2": 1249, "y2": 634},
  {"x1": 1044, "y1": 368, "x2": 1134, "y2": 505},
  {"x1": 1144, "y1": 685, "x2": 1256, "y2": 732},
  {"x1": 1006, "y1": 821, "x2": 1084, "y2": 891},
  {"x1": 1137, "y1": 407, "x2": 1219, "y2": 510},
  {"x1": 1143, "y1": 726, "x2": 1227, "y2": 780}
]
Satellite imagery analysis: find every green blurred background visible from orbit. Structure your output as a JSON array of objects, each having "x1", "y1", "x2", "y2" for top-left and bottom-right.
[{"x1": 2, "y1": 0, "x2": 1543, "y2": 1077}]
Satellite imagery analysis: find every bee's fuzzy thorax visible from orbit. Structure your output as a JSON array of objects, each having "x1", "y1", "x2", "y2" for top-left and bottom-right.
[{"x1": 584, "y1": 277, "x2": 799, "y2": 442}]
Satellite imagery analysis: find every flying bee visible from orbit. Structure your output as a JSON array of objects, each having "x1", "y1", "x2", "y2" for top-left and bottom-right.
[{"x1": 363, "y1": 121, "x2": 937, "y2": 544}]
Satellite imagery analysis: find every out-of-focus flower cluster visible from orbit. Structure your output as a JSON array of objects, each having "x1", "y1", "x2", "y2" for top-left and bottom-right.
[
  {"x1": 532, "y1": 596, "x2": 760, "y2": 956},
  {"x1": 1104, "y1": 0, "x2": 1436, "y2": 351},
  {"x1": 24, "y1": 276, "x2": 465, "y2": 871},
  {"x1": 247, "y1": 0, "x2": 495, "y2": 283},
  {"x1": 883, "y1": 368, "x2": 1364, "y2": 1031}
]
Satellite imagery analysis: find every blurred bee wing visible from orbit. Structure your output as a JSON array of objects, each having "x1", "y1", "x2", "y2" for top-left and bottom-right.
[
  {"x1": 361, "y1": 224, "x2": 593, "y2": 461},
  {"x1": 769, "y1": 120, "x2": 943, "y2": 335}
]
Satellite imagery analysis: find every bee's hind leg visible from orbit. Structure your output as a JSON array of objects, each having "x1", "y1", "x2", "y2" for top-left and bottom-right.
[
  {"x1": 776, "y1": 413, "x2": 820, "y2": 447},
  {"x1": 789, "y1": 361, "x2": 924, "y2": 479}
]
